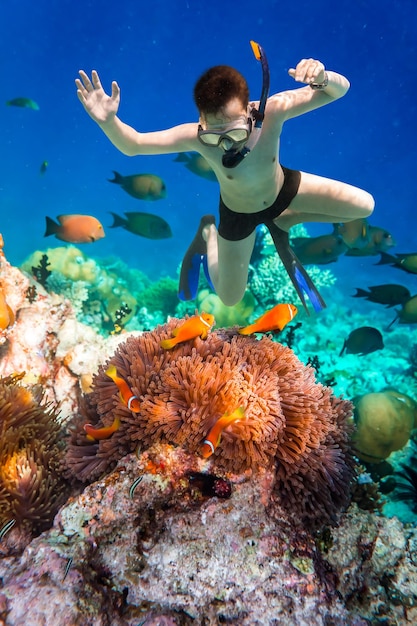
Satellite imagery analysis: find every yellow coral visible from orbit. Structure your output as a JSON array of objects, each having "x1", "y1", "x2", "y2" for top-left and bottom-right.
[
  {"x1": 197, "y1": 288, "x2": 256, "y2": 327},
  {"x1": 353, "y1": 389, "x2": 416, "y2": 463}
]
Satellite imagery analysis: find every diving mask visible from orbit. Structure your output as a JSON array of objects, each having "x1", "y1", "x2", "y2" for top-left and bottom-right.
[{"x1": 197, "y1": 116, "x2": 252, "y2": 150}]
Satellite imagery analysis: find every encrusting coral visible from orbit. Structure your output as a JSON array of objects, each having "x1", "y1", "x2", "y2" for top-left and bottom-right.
[
  {"x1": 0, "y1": 373, "x2": 69, "y2": 537},
  {"x1": 66, "y1": 317, "x2": 355, "y2": 527}
]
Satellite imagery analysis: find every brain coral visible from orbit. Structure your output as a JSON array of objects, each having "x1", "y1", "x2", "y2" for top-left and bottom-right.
[{"x1": 66, "y1": 318, "x2": 354, "y2": 526}]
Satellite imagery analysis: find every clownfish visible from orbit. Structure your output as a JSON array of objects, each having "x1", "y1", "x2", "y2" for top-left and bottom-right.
[
  {"x1": 201, "y1": 407, "x2": 246, "y2": 459},
  {"x1": 0, "y1": 287, "x2": 14, "y2": 331},
  {"x1": 238, "y1": 303, "x2": 297, "y2": 335},
  {"x1": 84, "y1": 415, "x2": 121, "y2": 441},
  {"x1": 160, "y1": 312, "x2": 215, "y2": 349},
  {"x1": 105, "y1": 364, "x2": 141, "y2": 412}
]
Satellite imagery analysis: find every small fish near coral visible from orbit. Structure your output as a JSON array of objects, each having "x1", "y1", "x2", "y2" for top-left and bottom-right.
[
  {"x1": 339, "y1": 326, "x2": 384, "y2": 356},
  {"x1": 174, "y1": 153, "x2": 217, "y2": 182},
  {"x1": 108, "y1": 171, "x2": 166, "y2": 200},
  {"x1": 352, "y1": 284, "x2": 411, "y2": 308},
  {"x1": 160, "y1": 312, "x2": 215, "y2": 349},
  {"x1": 201, "y1": 407, "x2": 246, "y2": 458},
  {"x1": 0, "y1": 287, "x2": 15, "y2": 330},
  {"x1": 6, "y1": 96, "x2": 39, "y2": 110},
  {"x1": 109, "y1": 211, "x2": 172, "y2": 239},
  {"x1": 238, "y1": 303, "x2": 298, "y2": 335},
  {"x1": 44, "y1": 214, "x2": 105, "y2": 243},
  {"x1": 105, "y1": 364, "x2": 140, "y2": 412},
  {"x1": 84, "y1": 415, "x2": 121, "y2": 441}
]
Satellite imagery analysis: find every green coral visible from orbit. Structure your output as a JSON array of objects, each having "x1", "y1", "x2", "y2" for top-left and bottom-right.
[{"x1": 138, "y1": 276, "x2": 180, "y2": 317}]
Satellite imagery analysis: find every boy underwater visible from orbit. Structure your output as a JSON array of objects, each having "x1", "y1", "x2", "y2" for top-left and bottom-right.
[{"x1": 75, "y1": 41, "x2": 374, "y2": 312}]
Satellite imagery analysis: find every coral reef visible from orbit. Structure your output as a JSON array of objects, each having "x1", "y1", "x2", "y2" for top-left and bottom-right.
[
  {"x1": 0, "y1": 373, "x2": 69, "y2": 540},
  {"x1": 66, "y1": 318, "x2": 354, "y2": 527},
  {"x1": 352, "y1": 389, "x2": 417, "y2": 463}
]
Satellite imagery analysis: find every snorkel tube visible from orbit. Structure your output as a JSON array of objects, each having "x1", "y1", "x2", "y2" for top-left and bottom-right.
[{"x1": 222, "y1": 40, "x2": 270, "y2": 169}]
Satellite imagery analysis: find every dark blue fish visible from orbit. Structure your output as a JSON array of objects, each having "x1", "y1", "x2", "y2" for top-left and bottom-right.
[
  {"x1": 376, "y1": 251, "x2": 417, "y2": 275},
  {"x1": 353, "y1": 284, "x2": 411, "y2": 307},
  {"x1": 6, "y1": 97, "x2": 39, "y2": 110},
  {"x1": 340, "y1": 326, "x2": 384, "y2": 356}
]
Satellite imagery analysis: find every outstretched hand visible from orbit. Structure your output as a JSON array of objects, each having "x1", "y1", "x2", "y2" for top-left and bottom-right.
[
  {"x1": 288, "y1": 58, "x2": 326, "y2": 85},
  {"x1": 75, "y1": 70, "x2": 120, "y2": 124}
]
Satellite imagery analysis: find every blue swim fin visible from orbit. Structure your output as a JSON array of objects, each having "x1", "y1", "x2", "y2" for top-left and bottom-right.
[
  {"x1": 265, "y1": 220, "x2": 326, "y2": 314},
  {"x1": 178, "y1": 215, "x2": 215, "y2": 301}
]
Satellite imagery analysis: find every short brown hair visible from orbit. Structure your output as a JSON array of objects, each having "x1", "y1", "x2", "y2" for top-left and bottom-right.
[{"x1": 193, "y1": 65, "x2": 249, "y2": 115}]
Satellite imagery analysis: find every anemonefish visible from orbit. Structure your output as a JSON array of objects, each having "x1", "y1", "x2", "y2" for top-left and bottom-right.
[
  {"x1": 238, "y1": 303, "x2": 298, "y2": 335},
  {"x1": 160, "y1": 312, "x2": 215, "y2": 349},
  {"x1": 201, "y1": 407, "x2": 246, "y2": 458},
  {"x1": 84, "y1": 415, "x2": 121, "y2": 441},
  {"x1": 44, "y1": 214, "x2": 105, "y2": 244},
  {"x1": 0, "y1": 288, "x2": 15, "y2": 331},
  {"x1": 105, "y1": 364, "x2": 141, "y2": 412}
]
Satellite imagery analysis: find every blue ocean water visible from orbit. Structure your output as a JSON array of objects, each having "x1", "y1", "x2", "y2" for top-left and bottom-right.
[{"x1": 1, "y1": 0, "x2": 416, "y2": 291}]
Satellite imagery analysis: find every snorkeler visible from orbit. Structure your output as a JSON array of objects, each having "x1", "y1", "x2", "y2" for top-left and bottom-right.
[{"x1": 75, "y1": 41, "x2": 374, "y2": 312}]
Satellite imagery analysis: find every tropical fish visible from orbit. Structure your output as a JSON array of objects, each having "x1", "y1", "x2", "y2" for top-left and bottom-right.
[
  {"x1": 174, "y1": 153, "x2": 217, "y2": 181},
  {"x1": 238, "y1": 303, "x2": 298, "y2": 335},
  {"x1": 0, "y1": 288, "x2": 15, "y2": 331},
  {"x1": 105, "y1": 364, "x2": 140, "y2": 412},
  {"x1": 109, "y1": 211, "x2": 172, "y2": 239},
  {"x1": 353, "y1": 284, "x2": 411, "y2": 307},
  {"x1": 6, "y1": 97, "x2": 39, "y2": 110},
  {"x1": 160, "y1": 312, "x2": 215, "y2": 349},
  {"x1": 44, "y1": 214, "x2": 105, "y2": 243},
  {"x1": 290, "y1": 234, "x2": 347, "y2": 265},
  {"x1": 388, "y1": 295, "x2": 417, "y2": 327},
  {"x1": 40, "y1": 160, "x2": 48, "y2": 175},
  {"x1": 201, "y1": 407, "x2": 245, "y2": 458},
  {"x1": 345, "y1": 225, "x2": 395, "y2": 256},
  {"x1": 376, "y1": 251, "x2": 417, "y2": 275},
  {"x1": 339, "y1": 326, "x2": 384, "y2": 356},
  {"x1": 84, "y1": 415, "x2": 121, "y2": 441},
  {"x1": 333, "y1": 218, "x2": 369, "y2": 249},
  {"x1": 108, "y1": 171, "x2": 166, "y2": 200}
]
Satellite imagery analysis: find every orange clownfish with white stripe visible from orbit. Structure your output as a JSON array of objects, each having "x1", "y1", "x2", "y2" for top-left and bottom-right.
[
  {"x1": 201, "y1": 407, "x2": 246, "y2": 459},
  {"x1": 160, "y1": 312, "x2": 215, "y2": 349},
  {"x1": 84, "y1": 415, "x2": 121, "y2": 441},
  {"x1": 238, "y1": 303, "x2": 297, "y2": 335},
  {"x1": 105, "y1": 364, "x2": 141, "y2": 412}
]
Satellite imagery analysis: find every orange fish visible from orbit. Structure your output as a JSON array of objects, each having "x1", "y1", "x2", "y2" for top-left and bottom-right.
[
  {"x1": 84, "y1": 415, "x2": 121, "y2": 441},
  {"x1": 201, "y1": 407, "x2": 245, "y2": 458},
  {"x1": 238, "y1": 303, "x2": 298, "y2": 335},
  {"x1": 44, "y1": 214, "x2": 105, "y2": 243},
  {"x1": 0, "y1": 288, "x2": 14, "y2": 330},
  {"x1": 106, "y1": 364, "x2": 140, "y2": 412},
  {"x1": 160, "y1": 312, "x2": 215, "y2": 349}
]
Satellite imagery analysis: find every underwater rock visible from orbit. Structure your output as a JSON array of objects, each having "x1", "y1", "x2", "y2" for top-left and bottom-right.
[{"x1": 353, "y1": 390, "x2": 417, "y2": 463}]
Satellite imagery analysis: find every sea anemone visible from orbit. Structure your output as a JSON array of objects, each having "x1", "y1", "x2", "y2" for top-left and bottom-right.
[
  {"x1": 65, "y1": 318, "x2": 355, "y2": 526},
  {"x1": 0, "y1": 373, "x2": 68, "y2": 536}
]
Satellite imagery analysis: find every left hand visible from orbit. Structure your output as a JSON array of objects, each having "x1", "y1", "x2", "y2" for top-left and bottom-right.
[{"x1": 288, "y1": 59, "x2": 326, "y2": 85}]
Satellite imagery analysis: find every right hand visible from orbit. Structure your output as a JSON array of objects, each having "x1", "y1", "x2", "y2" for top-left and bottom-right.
[{"x1": 75, "y1": 70, "x2": 120, "y2": 125}]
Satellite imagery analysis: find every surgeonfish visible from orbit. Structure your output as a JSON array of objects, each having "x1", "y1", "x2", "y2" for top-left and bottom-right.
[
  {"x1": 238, "y1": 303, "x2": 298, "y2": 335},
  {"x1": 108, "y1": 171, "x2": 166, "y2": 200},
  {"x1": 84, "y1": 415, "x2": 121, "y2": 441},
  {"x1": 44, "y1": 214, "x2": 105, "y2": 243},
  {"x1": 109, "y1": 211, "x2": 172, "y2": 239},
  {"x1": 376, "y1": 251, "x2": 417, "y2": 275},
  {"x1": 339, "y1": 326, "x2": 384, "y2": 356},
  {"x1": 201, "y1": 407, "x2": 246, "y2": 458},
  {"x1": 6, "y1": 97, "x2": 39, "y2": 110},
  {"x1": 174, "y1": 153, "x2": 217, "y2": 181},
  {"x1": 105, "y1": 364, "x2": 140, "y2": 412},
  {"x1": 160, "y1": 312, "x2": 215, "y2": 349},
  {"x1": 353, "y1": 284, "x2": 411, "y2": 307},
  {"x1": 290, "y1": 233, "x2": 348, "y2": 265}
]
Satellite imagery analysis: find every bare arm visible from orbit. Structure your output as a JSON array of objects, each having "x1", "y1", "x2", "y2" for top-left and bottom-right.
[
  {"x1": 268, "y1": 58, "x2": 350, "y2": 122},
  {"x1": 75, "y1": 70, "x2": 197, "y2": 156}
]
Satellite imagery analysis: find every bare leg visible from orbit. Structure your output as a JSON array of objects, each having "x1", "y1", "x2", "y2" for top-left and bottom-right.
[
  {"x1": 203, "y1": 223, "x2": 256, "y2": 306},
  {"x1": 276, "y1": 171, "x2": 375, "y2": 231}
]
